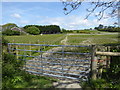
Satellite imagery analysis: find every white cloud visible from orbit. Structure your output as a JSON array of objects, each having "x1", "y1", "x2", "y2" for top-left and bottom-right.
[
  {"x1": 36, "y1": 15, "x2": 114, "y2": 30},
  {"x1": 19, "y1": 20, "x2": 29, "y2": 24},
  {"x1": 11, "y1": 13, "x2": 21, "y2": 18}
]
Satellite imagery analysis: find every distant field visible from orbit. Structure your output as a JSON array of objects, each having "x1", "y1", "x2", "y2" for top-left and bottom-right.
[
  {"x1": 4, "y1": 33, "x2": 119, "y2": 45},
  {"x1": 4, "y1": 34, "x2": 65, "y2": 45},
  {"x1": 67, "y1": 34, "x2": 119, "y2": 45}
]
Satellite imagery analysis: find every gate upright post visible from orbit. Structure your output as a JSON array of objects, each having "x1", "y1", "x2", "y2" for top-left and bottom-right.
[{"x1": 91, "y1": 45, "x2": 97, "y2": 80}]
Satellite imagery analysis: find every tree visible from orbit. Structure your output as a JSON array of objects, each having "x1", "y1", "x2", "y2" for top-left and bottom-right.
[
  {"x1": 25, "y1": 26, "x2": 40, "y2": 35},
  {"x1": 98, "y1": 24, "x2": 104, "y2": 29},
  {"x1": 62, "y1": 0, "x2": 119, "y2": 21}
]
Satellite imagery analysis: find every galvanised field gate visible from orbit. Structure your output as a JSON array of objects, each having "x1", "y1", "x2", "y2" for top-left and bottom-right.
[{"x1": 8, "y1": 43, "x2": 92, "y2": 80}]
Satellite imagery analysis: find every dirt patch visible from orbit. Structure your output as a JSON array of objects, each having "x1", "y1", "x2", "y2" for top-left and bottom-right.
[
  {"x1": 24, "y1": 36, "x2": 90, "y2": 88},
  {"x1": 53, "y1": 79, "x2": 81, "y2": 88}
]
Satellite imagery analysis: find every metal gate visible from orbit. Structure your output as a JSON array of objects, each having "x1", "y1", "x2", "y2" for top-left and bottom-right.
[{"x1": 8, "y1": 43, "x2": 91, "y2": 80}]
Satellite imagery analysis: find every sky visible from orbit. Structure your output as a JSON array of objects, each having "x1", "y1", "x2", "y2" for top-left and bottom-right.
[{"x1": 1, "y1": 1, "x2": 117, "y2": 30}]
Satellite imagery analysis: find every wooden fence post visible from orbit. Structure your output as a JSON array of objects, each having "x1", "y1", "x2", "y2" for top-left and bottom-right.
[
  {"x1": 7, "y1": 44, "x2": 10, "y2": 53},
  {"x1": 98, "y1": 58, "x2": 103, "y2": 79},
  {"x1": 106, "y1": 46, "x2": 110, "y2": 68},
  {"x1": 91, "y1": 45, "x2": 97, "y2": 80},
  {"x1": 16, "y1": 45, "x2": 18, "y2": 59},
  {"x1": 29, "y1": 42, "x2": 31, "y2": 56},
  {"x1": 38, "y1": 40, "x2": 39, "y2": 44},
  {"x1": 44, "y1": 41, "x2": 45, "y2": 49},
  {"x1": 12, "y1": 39, "x2": 15, "y2": 43}
]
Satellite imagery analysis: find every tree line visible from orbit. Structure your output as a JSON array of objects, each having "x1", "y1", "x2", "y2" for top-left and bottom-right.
[
  {"x1": 95, "y1": 24, "x2": 120, "y2": 32},
  {"x1": 1, "y1": 23, "x2": 119, "y2": 36},
  {"x1": 2, "y1": 23, "x2": 61, "y2": 36}
]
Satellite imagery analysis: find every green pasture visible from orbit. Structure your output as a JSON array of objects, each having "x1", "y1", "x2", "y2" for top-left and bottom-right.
[
  {"x1": 4, "y1": 34, "x2": 65, "y2": 45},
  {"x1": 67, "y1": 34, "x2": 118, "y2": 45}
]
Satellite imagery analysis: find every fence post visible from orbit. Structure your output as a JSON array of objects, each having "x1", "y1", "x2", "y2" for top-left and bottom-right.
[
  {"x1": 7, "y1": 44, "x2": 10, "y2": 53},
  {"x1": 106, "y1": 46, "x2": 110, "y2": 68},
  {"x1": 16, "y1": 45, "x2": 18, "y2": 59},
  {"x1": 12, "y1": 39, "x2": 15, "y2": 43},
  {"x1": 44, "y1": 41, "x2": 45, "y2": 49},
  {"x1": 91, "y1": 45, "x2": 97, "y2": 80},
  {"x1": 98, "y1": 58, "x2": 103, "y2": 79},
  {"x1": 38, "y1": 40, "x2": 39, "y2": 44},
  {"x1": 61, "y1": 46, "x2": 64, "y2": 76},
  {"x1": 29, "y1": 42, "x2": 31, "y2": 56},
  {"x1": 40, "y1": 45, "x2": 43, "y2": 74}
]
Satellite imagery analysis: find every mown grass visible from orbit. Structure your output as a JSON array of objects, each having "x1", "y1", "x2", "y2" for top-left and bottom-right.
[{"x1": 67, "y1": 34, "x2": 118, "y2": 45}]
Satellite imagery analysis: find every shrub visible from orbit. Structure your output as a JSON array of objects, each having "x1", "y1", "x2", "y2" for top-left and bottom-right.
[{"x1": 2, "y1": 29, "x2": 20, "y2": 36}]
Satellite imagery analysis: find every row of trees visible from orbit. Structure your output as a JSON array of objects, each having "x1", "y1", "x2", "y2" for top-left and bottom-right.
[
  {"x1": 2, "y1": 23, "x2": 61, "y2": 35},
  {"x1": 95, "y1": 24, "x2": 120, "y2": 32},
  {"x1": 2, "y1": 23, "x2": 119, "y2": 36}
]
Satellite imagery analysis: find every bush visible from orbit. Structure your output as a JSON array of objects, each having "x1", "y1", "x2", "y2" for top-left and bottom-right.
[
  {"x1": 2, "y1": 53, "x2": 25, "y2": 88},
  {"x1": 25, "y1": 26, "x2": 40, "y2": 35},
  {"x1": 2, "y1": 37, "x2": 9, "y2": 46},
  {"x1": 2, "y1": 29, "x2": 20, "y2": 36}
]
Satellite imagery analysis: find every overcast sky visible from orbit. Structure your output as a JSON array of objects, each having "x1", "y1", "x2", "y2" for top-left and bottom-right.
[{"x1": 2, "y1": 1, "x2": 117, "y2": 30}]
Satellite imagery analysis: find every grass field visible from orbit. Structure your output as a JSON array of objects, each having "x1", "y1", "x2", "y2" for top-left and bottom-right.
[
  {"x1": 4, "y1": 33, "x2": 119, "y2": 45},
  {"x1": 67, "y1": 34, "x2": 119, "y2": 45},
  {"x1": 4, "y1": 34, "x2": 65, "y2": 45}
]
